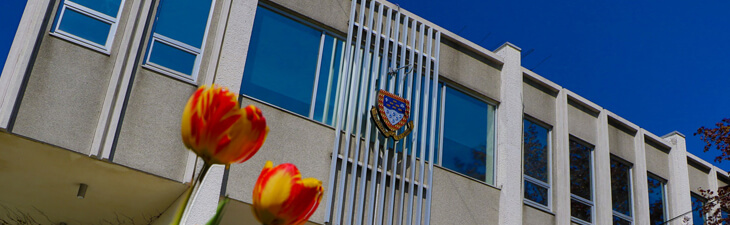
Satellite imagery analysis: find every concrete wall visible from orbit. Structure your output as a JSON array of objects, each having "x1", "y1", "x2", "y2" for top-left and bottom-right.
[
  {"x1": 522, "y1": 205, "x2": 555, "y2": 225},
  {"x1": 644, "y1": 141, "x2": 670, "y2": 180},
  {"x1": 225, "y1": 97, "x2": 335, "y2": 224},
  {"x1": 567, "y1": 100, "x2": 598, "y2": 144},
  {"x1": 687, "y1": 160, "x2": 711, "y2": 193},
  {"x1": 523, "y1": 79, "x2": 556, "y2": 125},
  {"x1": 12, "y1": 0, "x2": 138, "y2": 155},
  {"x1": 430, "y1": 167, "x2": 500, "y2": 224},
  {"x1": 440, "y1": 40, "x2": 502, "y2": 102},
  {"x1": 608, "y1": 120, "x2": 637, "y2": 163}
]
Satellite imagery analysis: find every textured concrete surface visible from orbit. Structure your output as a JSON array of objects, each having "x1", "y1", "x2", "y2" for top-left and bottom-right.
[
  {"x1": 664, "y1": 133, "x2": 692, "y2": 224},
  {"x1": 268, "y1": 0, "x2": 350, "y2": 34},
  {"x1": 13, "y1": 37, "x2": 114, "y2": 155},
  {"x1": 645, "y1": 142, "x2": 669, "y2": 179},
  {"x1": 211, "y1": 0, "x2": 257, "y2": 91},
  {"x1": 688, "y1": 163, "x2": 710, "y2": 192},
  {"x1": 112, "y1": 70, "x2": 196, "y2": 181},
  {"x1": 553, "y1": 90, "x2": 570, "y2": 224},
  {"x1": 567, "y1": 100, "x2": 598, "y2": 144},
  {"x1": 440, "y1": 40, "x2": 502, "y2": 102},
  {"x1": 430, "y1": 167, "x2": 500, "y2": 224},
  {"x1": 226, "y1": 97, "x2": 335, "y2": 224},
  {"x1": 608, "y1": 121, "x2": 636, "y2": 163},
  {"x1": 594, "y1": 110, "x2": 613, "y2": 224},
  {"x1": 495, "y1": 43, "x2": 522, "y2": 225},
  {"x1": 523, "y1": 80, "x2": 556, "y2": 125},
  {"x1": 182, "y1": 165, "x2": 225, "y2": 225},
  {"x1": 632, "y1": 130, "x2": 649, "y2": 225},
  {"x1": 522, "y1": 205, "x2": 555, "y2": 225}
]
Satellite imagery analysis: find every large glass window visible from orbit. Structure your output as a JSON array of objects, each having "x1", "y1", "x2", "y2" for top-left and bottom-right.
[
  {"x1": 611, "y1": 158, "x2": 633, "y2": 224},
  {"x1": 648, "y1": 174, "x2": 667, "y2": 225},
  {"x1": 441, "y1": 86, "x2": 496, "y2": 184},
  {"x1": 241, "y1": 5, "x2": 343, "y2": 125},
  {"x1": 144, "y1": 0, "x2": 215, "y2": 82},
  {"x1": 51, "y1": 0, "x2": 123, "y2": 52},
  {"x1": 570, "y1": 139, "x2": 594, "y2": 224},
  {"x1": 691, "y1": 193, "x2": 706, "y2": 225},
  {"x1": 523, "y1": 119, "x2": 551, "y2": 209}
]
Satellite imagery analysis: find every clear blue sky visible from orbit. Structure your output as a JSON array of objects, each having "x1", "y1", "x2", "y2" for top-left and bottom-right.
[
  {"x1": 1, "y1": 1, "x2": 728, "y2": 170},
  {"x1": 389, "y1": 0, "x2": 730, "y2": 170}
]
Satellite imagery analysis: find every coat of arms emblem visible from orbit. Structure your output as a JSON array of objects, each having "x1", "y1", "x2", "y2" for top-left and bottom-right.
[{"x1": 371, "y1": 90, "x2": 413, "y2": 140}]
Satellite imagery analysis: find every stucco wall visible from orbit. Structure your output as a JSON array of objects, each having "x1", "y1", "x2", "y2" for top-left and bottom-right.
[
  {"x1": 225, "y1": 97, "x2": 335, "y2": 224},
  {"x1": 266, "y1": 0, "x2": 350, "y2": 34},
  {"x1": 523, "y1": 80, "x2": 556, "y2": 125},
  {"x1": 430, "y1": 167, "x2": 500, "y2": 224},
  {"x1": 644, "y1": 142, "x2": 669, "y2": 180},
  {"x1": 522, "y1": 205, "x2": 555, "y2": 225},
  {"x1": 112, "y1": 70, "x2": 196, "y2": 181},
  {"x1": 688, "y1": 164, "x2": 710, "y2": 193},
  {"x1": 567, "y1": 100, "x2": 597, "y2": 144},
  {"x1": 439, "y1": 40, "x2": 502, "y2": 102},
  {"x1": 13, "y1": 0, "x2": 136, "y2": 155},
  {"x1": 608, "y1": 121, "x2": 636, "y2": 163}
]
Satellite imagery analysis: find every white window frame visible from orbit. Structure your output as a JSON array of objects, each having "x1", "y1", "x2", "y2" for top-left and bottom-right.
[
  {"x1": 570, "y1": 138, "x2": 595, "y2": 225},
  {"x1": 611, "y1": 158, "x2": 634, "y2": 224},
  {"x1": 142, "y1": 0, "x2": 216, "y2": 84},
  {"x1": 50, "y1": 0, "x2": 124, "y2": 54},
  {"x1": 522, "y1": 117, "x2": 552, "y2": 212}
]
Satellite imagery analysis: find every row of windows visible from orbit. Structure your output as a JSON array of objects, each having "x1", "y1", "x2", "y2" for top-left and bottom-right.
[
  {"x1": 244, "y1": 5, "x2": 498, "y2": 184},
  {"x1": 522, "y1": 119, "x2": 670, "y2": 225},
  {"x1": 51, "y1": 0, "x2": 215, "y2": 83}
]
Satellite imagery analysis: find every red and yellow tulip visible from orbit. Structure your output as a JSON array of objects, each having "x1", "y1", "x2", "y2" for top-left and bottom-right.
[
  {"x1": 253, "y1": 161, "x2": 324, "y2": 225},
  {"x1": 181, "y1": 85, "x2": 269, "y2": 166}
]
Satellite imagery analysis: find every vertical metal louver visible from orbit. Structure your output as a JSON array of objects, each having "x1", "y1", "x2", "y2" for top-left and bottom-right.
[{"x1": 324, "y1": 0, "x2": 441, "y2": 224}]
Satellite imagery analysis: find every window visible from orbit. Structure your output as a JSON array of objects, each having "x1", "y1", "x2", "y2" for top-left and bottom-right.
[
  {"x1": 441, "y1": 86, "x2": 496, "y2": 184},
  {"x1": 522, "y1": 119, "x2": 551, "y2": 209},
  {"x1": 691, "y1": 193, "x2": 706, "y2": 225},
  {"x1": 647, "y1": 174, "x2": 667, "y2": 225},
  {"x1": 570, "y1": 139, "x2": 594, "y2": 224},
  {"x1": 611, "y1": 158, "x2": 633, "y2": 224},
  {"x1": 51, "y1": 0, "x2": 124, "y2": 52},
  {"x1": 144, "y1": 0, "x2": 215, "y2": 82},
  {"x1": 241, "y1": 5, "x2": 343, "y2": 125}
]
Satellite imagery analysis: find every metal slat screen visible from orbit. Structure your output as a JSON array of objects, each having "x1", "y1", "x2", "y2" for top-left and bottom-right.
[{"x1": 324, "y1": 0, "x2": 441, "y2": 224}]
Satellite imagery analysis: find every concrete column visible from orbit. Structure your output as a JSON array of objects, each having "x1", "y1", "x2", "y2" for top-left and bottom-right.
[
  {"x1": 633, "y1": 129, "x2": 650, "y2": 225},
  {"x1": 553, "y1": 89, "x2": 570, "y2": 224},
  {"x1": 208, "y1": 0, "x2": 259, "y2": 91},
  {"x1": 494, "y1": 42, "x2": 522, "y2": 225},
  {"x1": 153, "y1": 165, "x2": 226, "y2": 225},
  {"x1": 0, "y1": 0, "x2": 51, "y2": 129},
  {"x1": 594, "y1": 110, "x2": 612, "y2": 224},
  {"x1": 663, "y1": 131, "x2": 692, "y2": 224}
]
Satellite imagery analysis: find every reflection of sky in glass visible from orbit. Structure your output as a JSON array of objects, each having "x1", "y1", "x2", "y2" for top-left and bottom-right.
[
  {"x1": 1, "y1": 0, "x2": 26, "y2": 78},
  {"x1": 523, "y1": 119, "x2": 549, "y2": 182},
  {"x1": 647, "y1": 176, "x2": 665, "y2": 225},
  {"x1": 691, "y1": 194, "x2": 705, "y2": 225},
  {"x1": 71, "y1": 0, "x2": 121, "y2": 17},
  {"x1": 571, "y1": 199, "x2": 591, "y2": 222},
  {"x1": 570, "y1": 140, "x2": 592, "y2": 200},
  {"x1": 442, "y1": 86, "x2": 493, "y2": 182},
  {"x1": 610, "y1": 159, "x2": 632, "y2": 216},
  {"x1": 148, "y1": 40, "x2": 196, "y2": 75},
  {"x1": 58, "y1": 9, "x2": 111, "y2": 46},
  {"x1": 407, "y1": 78, "x2": 441, "y2": 163},
  {"x1": 154, "y1": 0, "x2": 212, "y2": 48},
  {"x1": 723, "y1": 210, "x2": 729, "y2": 225},
  {"x1": 242, "y1": 6, "x2": 320, "y2": 116},
  {"x1": 312, "y1": 36, "x2": 343, "y2": 126},
  {"x1": 524, "y1": 180, "x2": 548, "y2": 205}
]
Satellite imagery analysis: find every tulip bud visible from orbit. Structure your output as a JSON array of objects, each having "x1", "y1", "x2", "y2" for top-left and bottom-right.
[
  {"x1": 253, "y1": 161, "x2": 323, "y2": 225},
  {"x1": 181, "y1": 85, "x2": 269, "y2": 166}
]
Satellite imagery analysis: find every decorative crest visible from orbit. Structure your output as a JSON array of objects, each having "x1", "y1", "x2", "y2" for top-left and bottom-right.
[{"x1": 371, "y1": 90, "x2": 413, "y2": 140}]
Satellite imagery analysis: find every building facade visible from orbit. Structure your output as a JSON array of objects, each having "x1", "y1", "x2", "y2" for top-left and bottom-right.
[{"x1": 0, "y1": 0, "x2": 725, "y2": 224}]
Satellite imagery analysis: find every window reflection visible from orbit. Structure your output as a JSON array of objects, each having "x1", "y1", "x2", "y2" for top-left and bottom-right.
[
  {"x1": 691, "y1": 194, "x2": 705, "y2": 225},
  {"x1": 570, "y1": 139, "x2": 593, "y2": 223},
  {"x1": 647, "y1": 175, "x2": 666, "y2": 225},
  {"x1": 442, "y1": 86, "x2": 495, "y2": 183},
  {"x1": 523, "y1": 119, "x2": 550, "y2": 208},
  {"x1": 524, "y1": 180, "x2": 548, "y2": 205},
  {"x1": 611, "y1": 158, "x2": 632, "y2": 221}
]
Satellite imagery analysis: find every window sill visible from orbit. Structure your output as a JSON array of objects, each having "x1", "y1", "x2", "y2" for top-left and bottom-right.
[
  {"x1": 141, "y1": 64, "x2": 197, "y2": 85},
  {"x1": 571, "y1": 217, "x2": 592, "y2": 225},
  {"x1": 433, "y1": 165, "x2": 500, "y2": 191},
  {"x1": 523, "y1": 201, "x2": 554, "y2": 215},
  {"x1": 50, "y1": 32, "x2": 111, "y2": 55}
]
